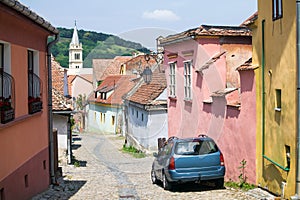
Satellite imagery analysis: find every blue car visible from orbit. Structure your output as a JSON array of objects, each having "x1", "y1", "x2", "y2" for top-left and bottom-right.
[{"x1": 151, "y1": 135, "x2": 225, "y2": 190}]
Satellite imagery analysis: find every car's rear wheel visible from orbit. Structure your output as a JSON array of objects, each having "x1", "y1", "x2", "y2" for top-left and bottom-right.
[
  {"x1": 215, "y1": 178, "x2": 224, "y2": 189},
  {"x1": 151, "y1": 168, "x2": 158, "y2": 184},
  {"x1": 162, "y1": 172, "x2": 172, "y2": 190}
]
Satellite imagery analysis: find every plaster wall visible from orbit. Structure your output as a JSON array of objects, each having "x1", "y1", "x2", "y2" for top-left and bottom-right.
[
  {"x1": 0, "y1": 5, "x2": 52, "y2": 199},
  {"x1": 88, "y1": 103, "x2": 121, "y2": 134},
  {"x1": 254, "y1": 1, "x2": 297, "y2": 197},
  {"x1": 53, "y1": 114, "x2": 69, "y2": 149},
  {"x1": 127, "y1": 104, "x2": 168, "y2": 150},
  {"x1": 163, "y1": 37, "x2": 256, "y2": 183},
  {"x1": 71, "y1": 76, "x2": 93, "y2": 99}
]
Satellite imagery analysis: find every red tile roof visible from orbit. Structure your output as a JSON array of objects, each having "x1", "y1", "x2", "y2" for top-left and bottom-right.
[
  {"x1": 79, "y1": 74, "x2": 93, "y2": 83},
  {"x1": 123, "y1": 54, "x2": 157, "y2": 72},
  {"x1": 161, "y1": 25, "x2": 251, "y2": 45},
  {"x1": 52, "y1": 57, "x2": 65, "y2": 95},
  {"x1": 126, "y1": 68, "x2": 167, "y2": 105},
  {"x1": 240, "y1": 12, "x2": 258, "y2": 27},
  {"x1": 51, "y1": 57, "x2": 72, "y2": 111},
  {"x1": 52, "y1": 88, "x2": 72, "y2": 111},
  {"x1": 67, "y1": 75, "x2": 76, "y2": 96},
  {"x1": 93, "y1": 59, "x2": 114, "y2": 81},
  {"x1": 90, "y1": 75, "x2": 136, "y2": 105},
  {"x1": 100, "y1": 56, "x2": 132, "y2": 80}
]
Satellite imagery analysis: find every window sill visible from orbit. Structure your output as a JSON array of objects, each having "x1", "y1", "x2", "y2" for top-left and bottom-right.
[
  {"x1": 184, "y1": 98, "x2": 192, "y2": 103},
  {"x1": 0, "y1": 111, "x2": 42, "y2": 130},
  {"x1": 168, "y1": 96, "x2": 177, "y2": 101},
  {"x1": 203, "y1": 99, "x2": 213, "y2": 104}
]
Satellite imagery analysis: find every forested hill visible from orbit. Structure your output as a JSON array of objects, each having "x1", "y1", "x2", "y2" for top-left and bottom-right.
[{"x1": 50, "y1": 27, "x2": 150, "y2": 68}]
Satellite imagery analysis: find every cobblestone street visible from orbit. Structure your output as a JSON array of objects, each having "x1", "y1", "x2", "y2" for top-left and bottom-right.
[{"x1": 32, "y1": 132, "x2": 275, "y2": 200}]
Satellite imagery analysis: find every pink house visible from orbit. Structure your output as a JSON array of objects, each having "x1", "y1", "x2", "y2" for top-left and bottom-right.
[
  {"x1": 160, "y1": 25, "x2": 256, "y2": 184},
  {"x1": 0, "y1": 1, "x2": 59, "y2": 199}
]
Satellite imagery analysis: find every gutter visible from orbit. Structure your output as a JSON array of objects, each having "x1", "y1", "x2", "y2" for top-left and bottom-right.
[
  {"x1": 261, "y1": 20, "x2": 290, "y2": 172},
  {"x1": 47, "y1": 34, "x2": 59, "y2": 184}
]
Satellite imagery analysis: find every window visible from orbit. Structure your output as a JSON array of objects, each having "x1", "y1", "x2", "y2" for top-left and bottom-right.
[
  {"x1": 103, "y1": 113, "x2": 106, "y2": 123},
  {"x1": 0, "y1": 42, "x2": 15, "y2": 123},
  {"x1": 28, "y1": 50, "x2": 42, "y2": 114},
  {"x1": 100, "y1": 113, "x2": 103, "y2": 123},
  {"x1": 184, "y1": 61, "x2": 192, "y2": 100},
  {"x1": 275, "y1": 89, "x2": 281, "y2": 111},
  {"x1": 141, "y1": 113, "x2": 144, "y2": 121},
  {"x1": 24, "y1": 174, "x2": 29, "y2": 188},
  {"x1": 112, "y1": 116, "x2": 115, "y2": 125},
  {"x1": 136, "y1": 110, "x2": 138, "y2": 118},
  {"x1": 175, "y1": 140, "x2": 218, "y2": 155},
  {"x1": 0, "y1": 188, "x2": 4, "y2": 200},
  {"x1": 169, "y1": 62, "x2": 176, "y2": 97},
  {"x1": 273, "y1": 0, "x2": 283, "y2": 20},
  {"x1": 74, "y1": 53, "x2": 80, "y2": 60},
  {"x1": 0, "y1": 43, "x2": 3, "y2": 68},
  {"x1": 0, "y1": 43, "x2": 4, "y2": 98},
  {"x1": 0, "y1": 43, "x2": 13, "y2": 102},
  {"x1": 100, "y1": 92, "x2": 107, "y2": 100}
]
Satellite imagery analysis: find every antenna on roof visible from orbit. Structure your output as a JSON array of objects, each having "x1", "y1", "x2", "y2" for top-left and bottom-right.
[{"x1": 75, "y1": 20, "x2": 77, "y2": 27}]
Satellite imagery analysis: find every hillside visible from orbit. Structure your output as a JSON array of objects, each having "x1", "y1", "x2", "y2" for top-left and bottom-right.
[{"x1": 50, "y1": 27, "x2": 150, "y2": 68}]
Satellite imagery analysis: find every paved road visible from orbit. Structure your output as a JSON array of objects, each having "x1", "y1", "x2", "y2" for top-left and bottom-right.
[{"x1": 32, "y1": 132, "x2": 273, "y2": 200}]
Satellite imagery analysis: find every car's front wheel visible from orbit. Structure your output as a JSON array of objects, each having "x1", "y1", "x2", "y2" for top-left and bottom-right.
[
  {"x1": 162, "y1": 172, "x2": 172, "y2": 190},
  {"x1": 151, "y1": 168, "x2": 158, "y2": 184}
]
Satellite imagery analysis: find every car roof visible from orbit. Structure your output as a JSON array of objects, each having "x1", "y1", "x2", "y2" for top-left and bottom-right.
[{"x1": 169, "y1": 135, "x2": 214, "y2": 142}]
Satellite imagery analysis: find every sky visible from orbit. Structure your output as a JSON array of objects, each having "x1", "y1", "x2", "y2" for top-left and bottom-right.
[{"x1": 19, "y1": 0, "x2": 257, "y2": 50}]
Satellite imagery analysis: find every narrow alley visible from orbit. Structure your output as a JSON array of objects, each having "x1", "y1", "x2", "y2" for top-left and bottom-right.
[{"x1": 32, "y1": 132, "x2": 274, "y2": 200}]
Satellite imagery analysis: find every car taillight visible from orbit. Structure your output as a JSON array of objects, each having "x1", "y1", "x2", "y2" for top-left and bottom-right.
[
  {"x1": 169, "y1": 156, "x2": 175, "y2": 170},
  {"x1": 220, "y1": 153, "x2": 225, "y2": 166}
]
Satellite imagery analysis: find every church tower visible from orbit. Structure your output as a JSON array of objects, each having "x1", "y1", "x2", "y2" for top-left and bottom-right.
[{"x1": 68, "y1": 22, "x2": 83, "y2": 75}]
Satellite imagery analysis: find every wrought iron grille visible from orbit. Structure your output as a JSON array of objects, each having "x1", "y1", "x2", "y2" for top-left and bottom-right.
[
  {"x1": 28, "y1": 73, "x2": 42, "y2": 98},
  {"x1": 0, "y1": 69, "x2": 15, "y2": 106}
]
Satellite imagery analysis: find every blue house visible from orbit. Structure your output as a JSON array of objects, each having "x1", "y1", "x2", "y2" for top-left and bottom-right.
[{"x1": 123, "y1": 68, "x2": 168, "y2": 151}]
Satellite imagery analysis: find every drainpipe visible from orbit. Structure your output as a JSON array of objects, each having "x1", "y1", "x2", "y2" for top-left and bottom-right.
[
  {"x1": 262, "y1": 19, "x2": 266, "y2": 158},
  {"x1": 261, "y1": 20, "x2": 290, "y2": 172},
  {"x1": 296, "y1": 0, "x2": 300, "y2": 196},
  {"x1": 47, "y1": 34, "x2": 59, "y2": 184}
]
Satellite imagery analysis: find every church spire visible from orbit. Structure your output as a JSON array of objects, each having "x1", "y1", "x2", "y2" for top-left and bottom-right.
[
  {"x1": 68, "y1": 20, "x2": 83, "y2": 74},
  {"x1": 71, "y1": 20, "x2": 80, "y2": 45}
]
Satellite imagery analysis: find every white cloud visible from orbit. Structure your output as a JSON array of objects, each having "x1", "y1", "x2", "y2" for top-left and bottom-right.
[{"x1": 143, "y1": 10, "x2": 180, "y2": 21}]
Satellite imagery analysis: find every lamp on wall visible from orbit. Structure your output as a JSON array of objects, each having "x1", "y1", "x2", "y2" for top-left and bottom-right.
[
  {"x1": 141, "y1": 37, "x2": 164, "y2": 84},
  {"x1": 142, "y1": 54, "x2": 153, "y2": 84}
]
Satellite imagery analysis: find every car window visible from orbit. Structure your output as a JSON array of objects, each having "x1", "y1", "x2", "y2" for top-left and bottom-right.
[
  {"x1": 159, "y1": 142, "x2": 173, "y2": 156},
  {"x1": 198, "y1": 140, "x2": 218, "y2": 155},
  {"x1": 165, "y1": 142, "x2": 173, "y2": 155},
  {"x1": 175, "y1": 140, "x2": 218, "y2": 155}
]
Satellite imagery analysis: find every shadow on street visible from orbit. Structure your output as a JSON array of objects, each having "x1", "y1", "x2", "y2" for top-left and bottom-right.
[{"x1": 157, "y1": 181, "x2": 224, "y2": 193}]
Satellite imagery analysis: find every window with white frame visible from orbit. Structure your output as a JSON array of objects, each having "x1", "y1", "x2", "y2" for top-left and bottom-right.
[
  {"x1": 0, "y1": 42, "x2": 12, "y2": 100},
  {"x1": 184, "y1": 61, "x2": 192, "y2": 100},
  {"x1": 169, "y1": 62, "x2": 176, "y2": 97},
  {"x1": 273, "y1": 0, "x2": 283, "y2": 20}
]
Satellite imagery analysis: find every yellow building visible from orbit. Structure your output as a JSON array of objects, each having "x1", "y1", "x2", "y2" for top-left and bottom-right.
[{"x1": 251, "y1": 1, "x2": 300, "y2": 198}]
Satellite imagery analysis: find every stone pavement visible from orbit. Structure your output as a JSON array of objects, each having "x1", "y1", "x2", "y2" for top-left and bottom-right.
[{"x1": 32, "y1": 132, "x2": 276, "y2": 200}]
